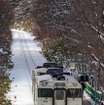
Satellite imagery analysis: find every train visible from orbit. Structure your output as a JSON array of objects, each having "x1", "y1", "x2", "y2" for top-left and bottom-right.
[{"x1": 32, "y1": 63, "x2": 83, "y2": 105}]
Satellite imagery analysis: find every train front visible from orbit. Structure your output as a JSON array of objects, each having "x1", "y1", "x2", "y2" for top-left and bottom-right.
[{"x1": 37, "y1": 74, "x2": 83, "y2": 105}]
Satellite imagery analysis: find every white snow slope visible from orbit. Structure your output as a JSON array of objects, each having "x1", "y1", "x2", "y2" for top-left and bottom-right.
[{"x1": 7, "y1": 29, "x2": 46, "y2": 105}]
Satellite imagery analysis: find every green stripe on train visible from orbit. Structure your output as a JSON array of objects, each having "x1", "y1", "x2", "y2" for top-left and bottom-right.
[{"x1": 84, "y1": 83, "x2": 102, "y2": 102}]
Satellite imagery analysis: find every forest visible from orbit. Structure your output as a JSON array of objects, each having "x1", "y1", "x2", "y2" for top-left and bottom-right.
[
  {"x1": 31, "y1": 0, "x2": 104, "y2": 91},
  {"x1": 0, "y1": 0, "x2": 104, "y2": 104}
]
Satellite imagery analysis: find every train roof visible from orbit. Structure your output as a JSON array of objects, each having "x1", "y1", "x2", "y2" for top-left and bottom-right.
[
  {"x1": 34, "y1": 67, "x2": 47, "y2": 73},
  {"x1": 36, "y1": 74, "x2": 82, "y2": 88},
  {"x1": 33, "y1": 67, "x2": 63, "y2": 75},
  {"x1": 33, "y1": 67, "x2": 82, "y2": 88}
]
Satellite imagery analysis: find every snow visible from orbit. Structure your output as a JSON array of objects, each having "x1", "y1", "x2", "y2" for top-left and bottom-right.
[
  {"x1": 0, "y1": 48, "x2": 3, "y2": 53},
  {"x1": 38, "y1": 75, "x2": 52, "y2": 82},
  {"x1": 83, "y1": 91, "x2": 98, "y2": 105},
  {"x1": 7, "y1": 29, "x2": 46, "y2": 105},
  {"x1": 83, "y1": 91, "x2": 91, "y2": 101}
]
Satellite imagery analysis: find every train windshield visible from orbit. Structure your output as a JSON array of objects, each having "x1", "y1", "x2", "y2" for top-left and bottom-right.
[
  {"x1": 38, "y1": 88, "x2": 53, "y2": 97},
  {"x1": 67, "y1": 89, "x2": 82, "y2": 98},
  {"x1": 56, "y1": 90, "x2": 64, "y2": 100}
]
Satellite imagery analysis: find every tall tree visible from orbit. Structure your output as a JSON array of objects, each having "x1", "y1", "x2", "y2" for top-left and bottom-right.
[
  {"x1": 0, "y1": 0, "x2": 14, "y2": 104},
  {"x1": 10, "y1": 0, "x2": 32, "y2": 30},
  {"x1": 69, "y1": 0, "x2": 104, "y2": 89},
  {"x1": 32, "y1": 0, "x2": 104, "y2": 91}
]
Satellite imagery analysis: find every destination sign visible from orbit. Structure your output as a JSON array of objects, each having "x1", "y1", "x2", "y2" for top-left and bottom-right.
[{"x1": 55, "y1": 83, "x2": 65, "y2": 86}]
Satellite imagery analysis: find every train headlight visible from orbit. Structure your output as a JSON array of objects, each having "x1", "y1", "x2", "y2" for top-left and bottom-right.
[
  {"x1": 73, "y1": 83, "x2": 77, "y2": 87},
  {"x1": 43, "y1": 82, "x2": 48, "y2": 86}
]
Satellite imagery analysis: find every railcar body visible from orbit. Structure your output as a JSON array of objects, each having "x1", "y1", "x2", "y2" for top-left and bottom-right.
[{"x1": 32, "y1": 67, "x2": 83, "y2": 105}]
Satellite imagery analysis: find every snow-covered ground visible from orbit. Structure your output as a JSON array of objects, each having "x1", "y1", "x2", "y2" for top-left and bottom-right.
[{"x1": 7, "y1": 29, "x2": 46, "y2": 105}]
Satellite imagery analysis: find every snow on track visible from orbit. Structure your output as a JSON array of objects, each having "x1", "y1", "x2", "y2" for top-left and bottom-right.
[{"x1": 7, "y1": 29, "x2": 46, "y2": 105}]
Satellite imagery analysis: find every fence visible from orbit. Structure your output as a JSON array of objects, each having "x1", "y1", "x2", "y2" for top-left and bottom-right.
[{"x1": 84, "y1": 82, "x2": 102, "y2": 103}]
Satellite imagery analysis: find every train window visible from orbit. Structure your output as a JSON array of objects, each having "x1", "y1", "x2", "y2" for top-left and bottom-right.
[
  {"x1": 74, "y1": 89, "x2": 82, "y2": 97},
  {"x1": 38, "y1": 88, "x2": 53, "y2": 97},
  {"x1": 39, "y1": 72, "x2": 46, "y2": 75},
  {"x1": 56, "y1": 90, "x2": 64, "y2": 100},
  {"x1": 43, "y1": 63, "x2": 58, "y2": 68},
  {"x1": 67, "y1": 89, "x2": 74, "y2": 98},
  {"x1": 47, "y1": 68, "x2": 63, "y2": 74},
  {"x1": 67, "y1": 89, "x2": 82, "y2": 98}
]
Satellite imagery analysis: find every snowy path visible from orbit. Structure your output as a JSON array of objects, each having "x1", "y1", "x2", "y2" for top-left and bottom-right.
[{"x1": 7, "y1": 29, "x2": 46, "y2": 105}]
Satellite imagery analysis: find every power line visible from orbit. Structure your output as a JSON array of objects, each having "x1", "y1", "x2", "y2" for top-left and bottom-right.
[
  {"x1": 21, "y1": 33, "x2": 36, "y2": 68},
  {"x1": 19, "y1": 33, "x2": 32, "y2": 80},
  {"x1": 11, "y1": 30, "x2": 36, "y2": 104}
]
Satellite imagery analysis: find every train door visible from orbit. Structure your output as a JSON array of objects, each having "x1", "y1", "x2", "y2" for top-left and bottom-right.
[{"x1": 54, "y1": 89, "x2": 66, "y2": 105}]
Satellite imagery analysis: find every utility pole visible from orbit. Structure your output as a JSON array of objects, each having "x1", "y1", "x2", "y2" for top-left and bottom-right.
[{"x1": 97, "y1": 59, "x2": 101, "y2": 90}]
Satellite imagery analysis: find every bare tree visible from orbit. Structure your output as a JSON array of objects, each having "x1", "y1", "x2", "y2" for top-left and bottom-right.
[
  {"x1": 31, "y1": 0, "x2": 104, "y2": 90},
  {"x1": 0, "y1": 0, "x2": 14, "y2": 104}
]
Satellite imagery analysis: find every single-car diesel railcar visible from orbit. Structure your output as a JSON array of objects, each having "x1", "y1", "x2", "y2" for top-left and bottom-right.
[{"x1": 32, "y1": 67, "x2": 83, "y2": 105}]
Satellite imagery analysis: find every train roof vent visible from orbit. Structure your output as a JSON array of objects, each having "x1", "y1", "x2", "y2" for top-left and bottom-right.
[
  {"x1": 63, "y1": 72, "x2": 70, "y2": 75},
  {"x1": 52, "y1": 73, "x2": 58, "y2": 78},
  {"x1": 57, "y1": 75, "x2": 65, "y2": 80}
]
